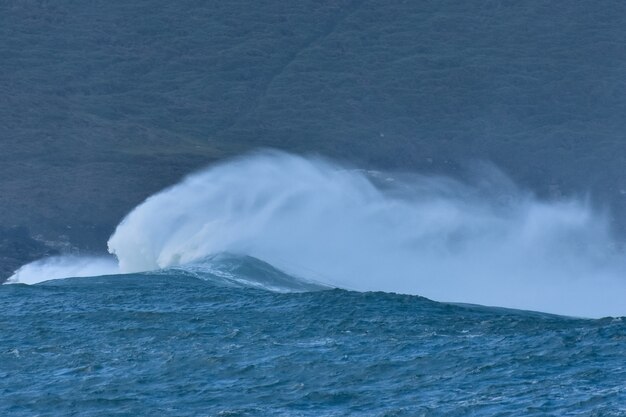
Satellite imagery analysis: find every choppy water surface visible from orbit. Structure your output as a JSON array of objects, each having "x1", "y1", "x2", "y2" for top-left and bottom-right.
[
  {"x1": 4, "y1": 154, "x2": 626, "y2": 415},
  {"x1": 2, "y1": 259, "x2": 625, "y2": 416}
]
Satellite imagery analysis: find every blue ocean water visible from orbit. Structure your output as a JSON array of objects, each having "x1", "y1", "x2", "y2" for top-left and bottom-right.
[{"x1": 2, "y1": 255, "x2": 625, "y2": 416}]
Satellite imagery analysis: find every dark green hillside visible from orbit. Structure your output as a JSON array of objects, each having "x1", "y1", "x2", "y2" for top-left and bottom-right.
[{"x1": 2, "y1": 0, "x2": 626, "y2": 277}]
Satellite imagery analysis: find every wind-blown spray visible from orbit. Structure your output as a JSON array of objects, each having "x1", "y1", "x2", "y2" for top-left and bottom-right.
[
  {"x1": 8, "y1": 256, "x2": 118, "y2": 285},
  {"x1": 9, "y1": 151, "x2": 626, "y2": 317},
  {"x1": 106, "y1": 151, "x2": 626, "y2": 317}
]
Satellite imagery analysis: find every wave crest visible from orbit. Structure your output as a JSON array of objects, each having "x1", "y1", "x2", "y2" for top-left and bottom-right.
[{"x1": 104, "y1": 151, "x2": 626, "y2": 318}]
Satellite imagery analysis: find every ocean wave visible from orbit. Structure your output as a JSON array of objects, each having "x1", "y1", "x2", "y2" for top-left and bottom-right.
[{"x1": 9, "y1": 151, "x2": 626, "y2": 318}]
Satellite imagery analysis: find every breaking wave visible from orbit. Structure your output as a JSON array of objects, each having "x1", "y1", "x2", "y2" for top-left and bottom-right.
[
  {"x1": 7, "y1": 256, "x2": 118, "y2": 285},
  {"x1": 9, "y1": 151, "x2": 626, "y2": 317}
]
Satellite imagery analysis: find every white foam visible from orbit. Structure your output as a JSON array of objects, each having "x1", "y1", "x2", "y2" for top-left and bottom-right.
[
  {"x1": 7, "y1": 256, "x2": 119, "y2": 285},
  {"x1": 103, "y1": 151, "x2": 626, "y2": 318}
]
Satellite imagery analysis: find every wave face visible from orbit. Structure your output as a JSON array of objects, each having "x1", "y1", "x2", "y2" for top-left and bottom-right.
[
  {"x1": 165, "y1": 253, "x2": 329, "y2": 293},
  {"x1": 103, "y1": 151, "x2": 626, "y2": 318}
]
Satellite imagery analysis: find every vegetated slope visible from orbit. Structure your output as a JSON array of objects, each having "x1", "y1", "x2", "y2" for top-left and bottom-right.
[{"x1": 2, "y1": 0, "x2": 626, "y2": 277}]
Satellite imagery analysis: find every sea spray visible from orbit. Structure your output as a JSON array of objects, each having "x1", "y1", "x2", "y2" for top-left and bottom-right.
[
  {"x1": 107, "y1": 151, "x2": 626, "y2": 317},
  {"x1": 8, "y1": 256, "x2": 119, "y2": 285},
  {"x1": 9, "y1": 151, "x2": 626, "y2": 317}
]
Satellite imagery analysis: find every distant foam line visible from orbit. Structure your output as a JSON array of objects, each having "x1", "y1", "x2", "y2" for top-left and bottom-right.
[
  {"x1": 8, "y1": 151, "x2": 626, "y2": 318},
  {"x1": 8, "y1": 256, "x2": 119, "y2": 285}
]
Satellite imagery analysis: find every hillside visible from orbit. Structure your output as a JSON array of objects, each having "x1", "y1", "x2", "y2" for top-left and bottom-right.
[{"x1": 2, "y1": 0, "x2": 626, "y2": 278}]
